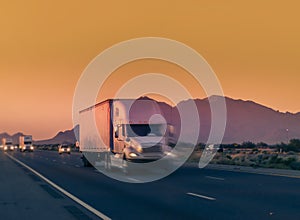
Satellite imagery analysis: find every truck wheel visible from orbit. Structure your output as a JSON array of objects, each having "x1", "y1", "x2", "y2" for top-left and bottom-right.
[
  {"x1": 83, "y1": 158, "x2": 89, "y2": 167},
  {"x1": 122, "y1": 156, "x2": 130, "y2": 175},
  {"x1": 82, "y1": 155, "x2": 92, "y2": 167},
  {"x1": 104, "y1": 153, "x2": 111, "y2": 171}
]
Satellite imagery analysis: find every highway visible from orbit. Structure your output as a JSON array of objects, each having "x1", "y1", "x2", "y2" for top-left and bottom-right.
[{"x1": 2, "y1": 150, "x2": 300, "y2": 220}]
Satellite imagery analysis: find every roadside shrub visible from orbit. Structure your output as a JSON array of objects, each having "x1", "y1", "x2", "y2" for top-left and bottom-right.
[
  {"x1": 226, "y1": 155, "x2": 232, "y2": 160},
  {"x1": 250, "y1": 163, "x2": 259, "y2": 168},
  {"x1": 242, "y1": 141, "x2": 256, "y2": 149},
  {"x1": 269, "y1": 155, "x2": 278, "y2": 163},
  {"x1": 290, "y1": 161, "x2": 300, "y2": 170},
  {"x1": 262, "y1": 155, "x2": 269, "y2": 160},
  {"x1": 283, "y1": 157, "x2": 296, "y2": 166}
]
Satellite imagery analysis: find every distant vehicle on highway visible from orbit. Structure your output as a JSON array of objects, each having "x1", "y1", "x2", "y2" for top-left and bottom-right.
[
  {"x1": 2, "y1": 138, "x2": 14, "y2": 151},
  {"x1": 79, "y1": 98, "x2": 172, "y2": 169},
  {"x1": 58, "y1": 144, "x2": 71, "y2": 154},
  {"x1": 19, "y1": 135, "x2": 34, "y2": 152}
]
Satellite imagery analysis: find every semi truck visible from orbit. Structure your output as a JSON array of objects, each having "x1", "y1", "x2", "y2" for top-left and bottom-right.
[
  {"x1": 79, "y1": 98, "x2": 172, "y2": 169},
  {"x1": 19, "y1": 135, "x2": 34, "y2": 152},
  {"x1": 2, "y1": 138, "x2": 14, "y2": 151}
]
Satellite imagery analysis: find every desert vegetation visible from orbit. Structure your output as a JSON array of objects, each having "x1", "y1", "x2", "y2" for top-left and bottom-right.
[{"x1": 189, "y1": 139, "x2": 300, "y2": 170}]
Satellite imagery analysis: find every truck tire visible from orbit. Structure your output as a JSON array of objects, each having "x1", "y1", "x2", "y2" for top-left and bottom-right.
[
  {"x1": 104, "y1": 153, "x2": 111, "y2": 171},
  {"x1": 82, "y1": 155, "x2": 91, "y2": 167},
  {"x1": 122, "y1": 156, "x2": 130, "y2": 175}
]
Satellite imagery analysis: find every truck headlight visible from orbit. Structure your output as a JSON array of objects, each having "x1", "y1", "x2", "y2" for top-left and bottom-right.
[
  {"x1": 67, "y1": 148, "x2": 70, "y2": 151},
  {"x1": 30, "y1": 146, "x2": 34, "y2": 150},
  {"x1": 129, "y1": 152, "x2": 138, "y2": 157}
]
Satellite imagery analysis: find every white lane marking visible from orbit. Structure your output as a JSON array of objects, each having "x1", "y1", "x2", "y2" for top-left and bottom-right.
[
  {"x1": 62, "y1": 162, "x2": 66, "y2": 164},
  {"x1": 205, "y1": 176, "x2": 224, "y2": 181},
  {"x1": 6, "y1": 153, "x2": 111, "y2": 220},
  {"x1": 127, "y1": 177, "x2": 140, "y2": 183},
  {"x1": 187, "y1": 192, "x2": 216, "y2": 201},
  {"x1": 75, "y1": 165, "x2": 80, "y2": 168},
  {"x1": 52, "y1": 160, "x2": 56, "y2": 162}
]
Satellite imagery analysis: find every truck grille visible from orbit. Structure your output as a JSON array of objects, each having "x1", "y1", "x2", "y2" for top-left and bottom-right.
[{"x1": 142, "y1": 145, "x2": 162, "y2": 153}]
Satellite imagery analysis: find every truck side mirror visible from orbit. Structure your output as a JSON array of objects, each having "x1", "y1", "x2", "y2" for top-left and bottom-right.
[
  {"x1": 115, "y1": 131, "x2": 119, "y2": 139},
  {"x1": 168, "y1": 125, "x2": 175, "y2": 137}
]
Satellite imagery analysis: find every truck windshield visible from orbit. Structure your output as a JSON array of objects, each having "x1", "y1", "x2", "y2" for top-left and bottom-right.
[
  {"x1": 126, "y1": 124, "x2": 165, "y2": 137},
  {"x1": 24, "y1": 142, "x2": 32, "y2": 145}
]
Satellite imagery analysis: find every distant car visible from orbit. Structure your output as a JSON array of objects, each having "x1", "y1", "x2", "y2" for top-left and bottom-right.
[
  {"x1": 20, "y1": 145, "x2": 34, "y2": 152},
  {"x1": 58, "y1": 145, "x2": 71, "y2": 154},
  {"x1": 3, "y1": 145, "x2": 14, "y2": 151}
]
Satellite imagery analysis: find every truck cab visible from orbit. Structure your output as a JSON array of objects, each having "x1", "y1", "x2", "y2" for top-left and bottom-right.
[
  {"x1": 114, "y1": 123, "x2": 167, "y2": 162},
  {"x1": 2, "y1": 138, "x2": 14, "y2": 151},
  {"x1": 19, "y1": 135, "x2": 34, "y2": 152},
  {"x1": 112, "y1": 99, "x2": 170, "y2": 162}
]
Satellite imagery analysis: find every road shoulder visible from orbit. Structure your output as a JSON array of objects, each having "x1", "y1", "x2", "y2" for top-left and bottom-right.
[
  {"x1": 0, "y1": 152, "x2": 100, "y2": 220},
  {"x1": 204, "y1": 163, "x2": 300, "y2": 178}
]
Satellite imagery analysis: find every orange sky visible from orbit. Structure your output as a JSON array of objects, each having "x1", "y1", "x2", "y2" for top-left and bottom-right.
[{"x1": 0, "y1": 1, "x2": 299, "y2": 140}]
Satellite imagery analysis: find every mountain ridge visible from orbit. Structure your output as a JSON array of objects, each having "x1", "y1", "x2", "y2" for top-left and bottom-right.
[{"x1": 1, "y1": 96, "x2": 299, "y2": 145}]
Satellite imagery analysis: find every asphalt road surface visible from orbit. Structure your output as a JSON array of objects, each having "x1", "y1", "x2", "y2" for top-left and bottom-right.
[{"x1": 2, "y1": 150, "x2": 300, "y2": 220}]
